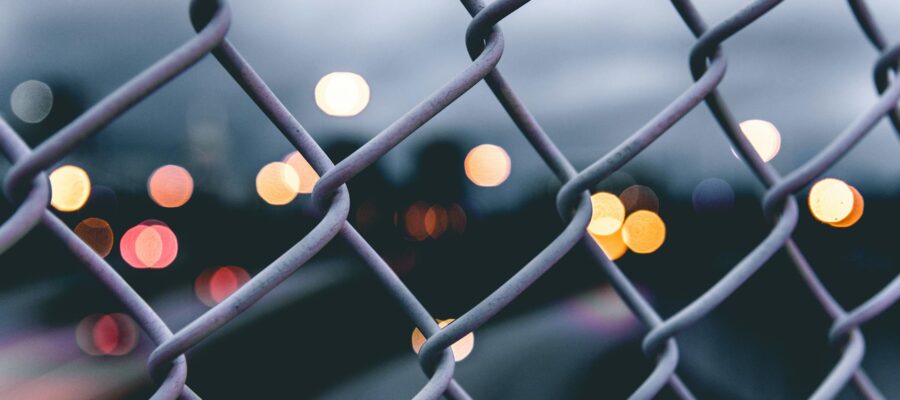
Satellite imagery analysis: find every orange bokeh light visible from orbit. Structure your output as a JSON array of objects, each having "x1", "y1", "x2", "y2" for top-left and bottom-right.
[
  {"x1": 283, "y1": 151, "x2": 320, "y2": 194},
  {"x1": 590, "y1": 229, "x2": 627, "y2": 261},
  {"x1": 75, "y1": 313, "x2": 138, "y2": 356},
  {"x1": 74, "y1": 217, "x2": 114, "y2": 258},
  {"x1": 256, "y1": 162, "x2": 300, "y2": 205},
  {"x1": 148, "y1": 165, "x2": 193, "y2": 208},
  {"x1": 404, "y1": 202, "x2": 429, "y2": 241},
  {"x1": 829, "y1": 185, "x2": 864, "y2": 228},
  {"x1": 195, "y1": 266, "x2": 251, "y2": 307},
  {"x1": 120, "y1": 220, "x2": 178, "y2": 269},
  {"x1": 424, "y1": 205, "x2": 448, "y2": 239},
  {"x1": 464, "y1": 144, "x2": 511, "y2": 187},
  {"x1": 621, "y1": 210, "x2": 666, "y2": 254},
  {"x1": 411, "y1": 319, "x2": 474, "y2": 362}
]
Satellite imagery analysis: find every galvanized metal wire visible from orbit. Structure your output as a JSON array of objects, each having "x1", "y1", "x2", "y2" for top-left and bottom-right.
[{"x1": 0, "y1": 0, "x2": 898, "y2": 399}]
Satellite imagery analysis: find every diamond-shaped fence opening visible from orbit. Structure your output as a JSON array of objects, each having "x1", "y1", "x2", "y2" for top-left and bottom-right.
[{"x1": 0, "y1": 0, "x2": 899, "y2": 399}]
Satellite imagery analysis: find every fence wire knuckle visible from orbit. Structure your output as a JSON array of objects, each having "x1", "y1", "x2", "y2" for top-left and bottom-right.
[{"x1": 0, "y1": 0, "x2": 898, "y2": 398}]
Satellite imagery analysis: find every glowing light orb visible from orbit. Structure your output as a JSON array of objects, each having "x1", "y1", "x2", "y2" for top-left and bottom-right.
[
  {"x1": 148, "y1": 165, "x2": 193, "y2": 208},
  {"x1": 10, "y1": 80, "x2": 53, "y2": 123},
  {"x1": 314, "y1": 72, "x2": 370, "y2": 117},
  {"x1": 830, "y1": 186, "x2": 864, "y2": 228},
  {"x1": 621, "y1": 210, "x2": 666, "y2": 254},
  {"x1": 738, "y1": 119, "x2": 781, "y2": 162},
  {"x1": 424, "y1": 205, "x2": 448, "y2": 239},
  {"x1": 808, "y1": 178, "x2": 855, "y2": 223},
  {"x1": 195, "y1": 266, "x2": 251, "y2": 307},
  {"x1": 74, "y1": 218, "x2": 114, "y2": 258},
  {"x1": 120, "y1": 220, "x2": 178, "y2": 269},
  {"x1": 49, "y1": 165, "x2": 91, "y2": 212},
  {"x1": 619, "y1": 185, "x2": 659, "y2": 214},
  {"x1": 590, "y1": 229, "x2": 627, "y2": 261},
  {"x1": 692, "y1": 178, "x2": 735, "y2": 213},
  {"x1": 404, "y1": 202, "x2": 429, "y2": 241},
  {"x1": 587, "y1": 192, "x2": 626, "y2": 236},
  {"x1": 411, "y1": 319, "x2": 474, "y2": 362},
  {"x1": 464, "y1": 144, "x2": 511, "y2": 187},
  {"x1": 283, "y1": 151, "x2": 320, "y2": 194},
  {"x1": 75, "y1": 313, "x2": 138, "y2": 356},
  {"x1": 256, "y1": 162, "x2": 300, "y2": 205}
]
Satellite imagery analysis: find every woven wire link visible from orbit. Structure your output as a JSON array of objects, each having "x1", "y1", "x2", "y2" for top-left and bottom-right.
[{"x1": 0, "y1": 0, "x2": 898, "y2": 399}]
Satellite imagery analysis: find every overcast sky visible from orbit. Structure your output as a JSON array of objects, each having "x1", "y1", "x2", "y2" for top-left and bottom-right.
[{"x1": 1, "y1": 0, "x2": 899, "y2": 206}]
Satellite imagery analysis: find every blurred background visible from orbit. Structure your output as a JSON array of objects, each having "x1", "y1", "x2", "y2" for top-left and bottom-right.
[{"x1": 0, "y1": 0, "x2": 899, "y2": 398}]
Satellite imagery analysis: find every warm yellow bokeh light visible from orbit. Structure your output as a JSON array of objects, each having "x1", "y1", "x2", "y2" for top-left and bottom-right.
[
  {"x1": 256, "y1": 162, "x2": 300, "y2": 205},
  {"x1": 829, "y1": 186, "x2": 864, "y2": 228},
  {"x1": 464, "y1": 144, "x2": 511, "y2": 187},
  {"x1": 49, "y1": 165, "x2": 91, "y2": 212},
  {"x1": 590, "y1": 229, "x2": 627, "y2": 261},
  {"x1": 587, "y1": 192, "x2": 626, "y2": 236},
  {"x1": 808, "y1": 178, "x2": 854, "y2": 223},
  {"x1": 621, "y1": 210, "x2": 666, "y2": 254},
  {"x1": 283, "y1": 151, "x2": 320, "y2": 194},
  {"x1": 148, "y1": 165, "x2": 194, "y2": 208},
  {"x1": 314, "y1": 72, "x2": 370, "y2": 117},
  {"x1": 411, "y1": 319, "x2": 474, "y2": 362},
  {"x1": 738, "y1": 119, "x2": 781, "y2": 162}
]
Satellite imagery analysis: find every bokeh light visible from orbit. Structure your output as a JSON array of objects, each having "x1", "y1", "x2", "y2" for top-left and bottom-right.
[
  {"x1": 283, "y1": 151, "x2": 320, "y2": 194},
  {"x1": 120, "y1": 220, "x2": 178, "y2": 269},
  {"x1": 195, "y1": 266, "x2": 251, "y2": 307},
  {"x1": 590, "y1": 229, "x2": 627, "y2": 261},
  {"x1": 75, "y1": 313, "x2": 138, "y2": 356},
  {"x1": 692, "y1": 178, "x2": 735, "y2": 213},
  {"x1": 830, "y1": 186, "x2": 864, "y2": 228},
  {"x1": 464, "y1": 144, "x2": 511, "y2": 187},
  {"x1": 74, "y1": 218, "x2": 114, "y2": 258},
  {"x1": 256, "y1": 162, "x2": 300, "y2": 205},
  {"x1": 49, "y1": 165, "x2": 91, "y2": 212},
  {"x1": 10, "y1": 80, "x2": 53, "y2": 123},
  {"x1": 424, "y1": 205, "x2": 448, "y2": 239},
  {"x1": 411, "y1": 319, "x2": 474, "y2": 362},
  {"x1": 738, "y1": 119, "x2": 781, "y2": 162},
  {"x1": 404, "y1": 202, "x2": 429, "y2": 241},
  {"x1": 619, "y1": 185, "x2": 659, "y2": 214},
  {"x1": 148, "y1": 165, "x2": 194, "y2": 208},
  {"x1": 808, "y1": 178, "x2": 854, "y2": 223},
  {"x1": 621, "y1": 210, "x2": 666, "y2": 254},
  {"x1": 314, "y1": 72, "x2": 370, "y2": 117},
  {"x1": 587, "y1": 192, "x2": 626, "y2": 236}
]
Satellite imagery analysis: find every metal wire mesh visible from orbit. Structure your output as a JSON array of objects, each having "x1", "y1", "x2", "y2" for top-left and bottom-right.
[{"x1": 1, "y1": 0, "x2": 899, "y2": 399}]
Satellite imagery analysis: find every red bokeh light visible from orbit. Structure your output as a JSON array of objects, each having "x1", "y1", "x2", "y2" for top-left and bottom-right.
[
  {"x1": 75, "y1": 313, "x2": 138, "y2": 356},
  {"x1": 195, "y1": 266, "x2": 251, "y2": 307},
  {"x1": 120, "y1": 220, "x2": 178, "y2": 269}
]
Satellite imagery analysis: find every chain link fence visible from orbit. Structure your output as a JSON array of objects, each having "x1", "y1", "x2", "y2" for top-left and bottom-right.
[{"x1": 0, "y1": 0, "x2": 898, "y2": 398}]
